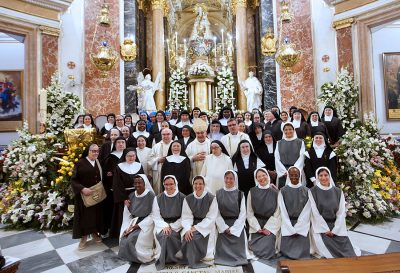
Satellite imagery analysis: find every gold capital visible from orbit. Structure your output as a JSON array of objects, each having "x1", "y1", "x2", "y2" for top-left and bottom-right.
[
  {"x1": 333, "y1": 17, "x2": 354, "y2": 30},
  {"x1": 39, "y1": 26, "x2": 60, "y2": 36},
  {"x1": 151, "y1": 0, "x2": 163, "y2": 10},
  {"x1": 231, "y1": 0, "x2": 247, "y2": 15}
]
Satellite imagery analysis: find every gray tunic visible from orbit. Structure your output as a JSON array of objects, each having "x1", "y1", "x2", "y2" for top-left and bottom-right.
[
  {"x1": 277, "y1": 139, "x2": 303, "y2": 188},
  {"x1": 181, "y1": 192, "x2": 214, "y2": 269},
  {"x1": 155, "y1": 192, "x2": 186, "y2": 270},
  {"x1": 280, "y1": 185, "x2": 310, "y2": 259},
  {"x1": 118, "y1": 191, "x2": 155, "y2": 263},
  {"x1": 248, "y1": 186, "x2": 278, "y2": 260},
  {"x1": 311, "y1": 186, "x2": 356, "y2": 258},
  {"x1": 215, "y1": 189, "x2": 247, "y2": 266}
]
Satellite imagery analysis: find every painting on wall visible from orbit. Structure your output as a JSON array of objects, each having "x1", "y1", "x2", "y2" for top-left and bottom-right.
[
  {"x1": 0, "y1": 70, "x2": 23, "y2": 131},
  {"x1": 383, "y1": 53, "x2": 400, "y2": 120}
]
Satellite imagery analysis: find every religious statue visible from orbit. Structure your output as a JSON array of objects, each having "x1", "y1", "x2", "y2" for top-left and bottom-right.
[
  {"x1": 240, "y1": 71, "x2": 263, "y2": 111},
  {"x1": 189, "y1": 4, "x2": 213, "y2": 57},
  {"x1": 136, "y1": 72, "x2": 162, "y2": 112}
]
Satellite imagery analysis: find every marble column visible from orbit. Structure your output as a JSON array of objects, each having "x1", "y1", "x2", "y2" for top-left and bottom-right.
[
  {"x1": 257, "y1": 0, "x2": 277, "y2": 110},
  {"x1": 151, "y1": 0, "x2": 165, "y2": 110},
  {"x1": 234, "y1": 0, "x2": 249, "y2": 111},
  {"x1": 124, "y1": 0, "x2": 139, "y2": 114},
  {"x1": 84, "y1": 0, "x2": 120, "y2": 116},
  {"x1": 41, "y1": 32, "x2": 59, "y2": 88},
  {"x1": 334, "y1": 19, "x2": 354, "y2": 74}
]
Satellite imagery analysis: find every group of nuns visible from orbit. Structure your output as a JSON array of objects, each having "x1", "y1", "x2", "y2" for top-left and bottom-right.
[{"x1": 117, "y1": 165, "x2": 360, "y2": 270}]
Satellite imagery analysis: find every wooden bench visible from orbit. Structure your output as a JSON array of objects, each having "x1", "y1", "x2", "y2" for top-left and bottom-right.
[{"x1": 277, "y1": 253, "x2": 400, "y2": 273}]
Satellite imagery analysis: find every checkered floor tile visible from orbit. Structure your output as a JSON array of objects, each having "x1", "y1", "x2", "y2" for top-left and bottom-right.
[{"x1": 1, "y1": 219, "x2": 399, "y2": 273}]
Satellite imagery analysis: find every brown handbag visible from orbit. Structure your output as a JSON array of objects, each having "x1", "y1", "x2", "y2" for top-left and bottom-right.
[{"x1": 81, "y1": 181, "x2": 106, "y2": 207}]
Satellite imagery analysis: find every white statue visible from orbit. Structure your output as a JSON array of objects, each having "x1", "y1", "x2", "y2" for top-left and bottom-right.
[
  {"x1": 136, "y1": 72, "x2": 162, "y2": 112},
  {"x1": 240, "y1": 71, "x2": 263, "y2": 111}
]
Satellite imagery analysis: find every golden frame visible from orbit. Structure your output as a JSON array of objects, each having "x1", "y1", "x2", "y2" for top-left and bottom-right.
[
  {"x1": 382, "y1": 53, "x2": 400, "y2": 120},
  {"x1": 0, "y1": 70, "x2": 24, "y2": 131}
]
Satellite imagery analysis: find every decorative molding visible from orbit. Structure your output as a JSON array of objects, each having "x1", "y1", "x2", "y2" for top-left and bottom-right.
[
  {"x1": 39, "y1": 25, "x2": 60, "y2": 36},
  {"x1": 333, "y1": 17, "x2": 354, "y2": 29},
  {"x1": 22, "y1": 0, "x2": 73, "y2": 12}
]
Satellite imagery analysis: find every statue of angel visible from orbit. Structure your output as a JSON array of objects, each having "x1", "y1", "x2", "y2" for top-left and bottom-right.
[{"x1": 136, "y1": 72, "x2": 162, "y2": 112}]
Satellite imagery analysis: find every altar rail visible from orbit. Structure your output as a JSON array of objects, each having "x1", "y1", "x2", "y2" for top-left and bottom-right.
[{"x1": 277, "y1": 253, "x2": 400, "y2": 273}]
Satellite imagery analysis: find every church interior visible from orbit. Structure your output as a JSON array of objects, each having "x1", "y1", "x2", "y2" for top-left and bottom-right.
[{"x1": 0, "y1": 0, "x2": 400, "y2": 272}]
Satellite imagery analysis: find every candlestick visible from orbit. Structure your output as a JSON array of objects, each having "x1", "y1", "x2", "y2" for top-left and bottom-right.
[
  {"x1": 184, "y1": 38, "x2": 187, "y2": 61},
  {"x1": 213, "y1": 36, "x2": 217, "y2": 66},
  {"x1": 166, "y1": 39, "x2": 170, "y2": 59},
  {"x1": 221, "y1": 29, "x2": 224, "y2": 56}
]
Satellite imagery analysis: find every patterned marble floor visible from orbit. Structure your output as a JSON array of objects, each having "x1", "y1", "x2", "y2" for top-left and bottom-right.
[{"x1": 1, "y1": 219, "x2": 400, "y2": 273}]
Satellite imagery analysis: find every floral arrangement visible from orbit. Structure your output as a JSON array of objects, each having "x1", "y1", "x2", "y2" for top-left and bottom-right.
[
  {"x1": 215, "y1": 66, "x2": 236, "y2": 111},
  {"x1": 385, "y1": 135, "x2": 400, "y2": 167},
  {"x1": 0, "y1": 72, "x2": 81, "y2": 231},
  {"x1": 318, "y1": 68, "x2": 360, "y2": 130},
  {"x1": 188, "y1": 61, "x2": 214, "y2": 77},
  {"x1": 46, "y1": 72, "x2": 81, "y2": 140},
  {"x1": 168, "y1": 69, "x2": 188, "y2": 110},
  {"x1": 319, "y1": 68, "x2": 399, "y2": 222}
]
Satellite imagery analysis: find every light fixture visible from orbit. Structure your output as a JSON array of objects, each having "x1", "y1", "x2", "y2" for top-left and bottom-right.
[
  {"x1": 276, "y1": 37, "x2": 301, "y2": 72},
  {"x1": 90, "y1": 41, "x2": 118, "y2": 77},
  {"x1": 98, "y1": 3, "x2": 111, "y2": 27}
]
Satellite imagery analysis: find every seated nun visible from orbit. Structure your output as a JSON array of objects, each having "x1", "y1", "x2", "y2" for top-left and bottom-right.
[
  {"x1": 247, "y1": 168, "x2": 280, "y2": 260},
  {"x1": 309, "y1": 167, "x2": 360, "y2": 258},
  {"x1": 179, "y1": 175, "x2": 218, "y2": 268},
  {"x1": 215, "y1": 170, "x2": 250, "y2": 266},
  {"x1": 278, "y1": 166, "x2": 311, "y2": 259},
  {"x1": 152, "y1": 175, "x2": 186, "y2": 270},
  {"x1": 118, "y1": 174, "x2": 155, "y2": 263}
]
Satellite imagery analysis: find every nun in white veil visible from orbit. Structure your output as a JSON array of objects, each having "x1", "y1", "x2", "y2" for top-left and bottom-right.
[
  {"x1": 247, "y1": 168, "x2": 280, "y2": 260},
  {"x1": 278, "y1": 166, "x2": 311, "y2": 259},
  {"x1": 118, "y1": 174, "x2": 155, "y2": 263},
  {"x1": 152, "y1": 175, "x2": 186, "y2": 270},
  {"x1": 309, "y1": 167, "x2": 360, "y2": 258},
  {"x1": 214, "y1": 170, "x2": 251, "y2": 266}
]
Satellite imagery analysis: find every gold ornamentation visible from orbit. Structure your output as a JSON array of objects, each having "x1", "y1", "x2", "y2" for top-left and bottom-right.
[
  {"x1": 64, "y1": 128, "x2": 97, "y2": 147},
  {"x1": 323, "y1": 67, "x2": 331, "y2": 72},
  {"x1": 276, "y1": 38, "x2": 301, "y2": 72},
  {"x1": 261, "y1": 28, "x2": 277, "y2": 56},
  {"x1": 280, "y1": 0, "x2": 293, "y2": 23},
  {"x1": 231, "y1": 0, "x2": 247, "y2": 14},
  {"x1": 120, "y1": 38, "x2": 137, "y2": 61},
  {"x1": 39, "y1": 26, "x2": 60, "y2": 36},
  {"x1": 333, "y1": 18, "x2": 354, "y2": 30},
  {"x1": 98, "y1": 3, "x2": 111, "y2": 27},
  {"x1": 90, "y1": 41, "x2": 118, "y2": 77}
]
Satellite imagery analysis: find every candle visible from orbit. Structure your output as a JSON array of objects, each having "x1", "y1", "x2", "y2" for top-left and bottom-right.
[
  {"x1": 184, "y1": 39, "x2": 187, "y2": 60},
  {"x1": 39, "y1": 88, "x2": 47, "y2": 123},
  {"x1": 175, "y1": 32, "x2": 178, "y2": 56},
  {"x1": 166, "y1": 39, "x2": 170, "y2": 58},
  {"x1": 213, "y1": 36, "x2": 217, "y2": 65},
  {"x1": 221, "y1": 29, "x2": 224, "y2": 56}
]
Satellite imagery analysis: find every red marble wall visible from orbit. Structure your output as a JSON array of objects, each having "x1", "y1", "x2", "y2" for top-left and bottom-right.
[
  {"x1": 84, "y1": 0, "x2": 120, "y2": 117},
  {"x1": 336, "y1": 26, "x2": 353, "y2": 74},
  {"x1": 42, "y1": 34, "x2": 58, "y2": 88},
  {"x1": 277, "y1": 0, "x2": 316, "y2": 113}
]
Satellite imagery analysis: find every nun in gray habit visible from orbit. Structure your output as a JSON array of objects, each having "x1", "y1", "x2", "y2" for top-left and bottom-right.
[
  {"x1": 118, "y1": 174, "x2": 155, "y2": 263},
  {"x1": 152, "y1": 175, "x2": 186, "y2": 270},
  {"x1": 247, "y1": 168, "x2": 281, "y2": 260},
  {"x1": 215, "y1": 170, "x2": 250, "y2": 266},
  {"x1": 278, "y1": 166, "x2": 311, "y2": 259},
  {"x1": 309, "y1": 167, "x2": 360, "y2": 258},
  {"x1": 180, "y1": 175, "x2": 218, "y2": 268}
]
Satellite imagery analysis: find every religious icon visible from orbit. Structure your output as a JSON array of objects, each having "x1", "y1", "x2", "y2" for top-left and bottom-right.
[
  {"x1": 383, "y1": 53, "x2": 400, "y2": 120},
  {"x1": 0, "y1": 70, "x2": 23, "y2": 131}
]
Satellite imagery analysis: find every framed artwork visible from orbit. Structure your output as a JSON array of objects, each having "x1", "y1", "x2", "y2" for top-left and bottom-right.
[
  {"x1": 383, "y1": 53, "x2": 400, "y2": 120},
  {"x1": 0, "y1": 70, "x2": 24, "y2": 131}
]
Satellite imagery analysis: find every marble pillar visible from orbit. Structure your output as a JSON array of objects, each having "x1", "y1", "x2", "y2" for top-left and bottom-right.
[
  {"x1": 277, "y1": 0, "x2": 315, "y2": 113},
  {"x1": 336, "y1": 26, "x2": 354, "y2": 74},
  {"x1": 84, "y1": 0, "x2": 120, "y2": 117},
  {"x1": 257, "y1": 0, "x2": 277, "y2": 110},
  {"x1": 41, "y1": 34, "x2": 58, "y2": 88},
  {"x1": 124, "y1": 0, "x2": 139, "y2": 114},
  {"x1": 151, "y1": 1, "x2": 165, "y2": 110},
  {"x1": 235, "y1": 0, "x2": 249, "y2": 111}
]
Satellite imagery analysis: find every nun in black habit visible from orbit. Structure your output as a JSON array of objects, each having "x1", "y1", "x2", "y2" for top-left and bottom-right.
[
  {"x1": 256, "y1": 130, "x2": 277, "y2": 183},
  {"x1": 152, "y1": 175, "x2": 186, "y2": 270},
  {"x1": 110, "y1": 148, "x2": 144, "y2": 238},
  {"x1": 214, "y1": 170, "x2": 250, "y2": 266},
  {"x1": 247, "y1": 168, "x2": 280, "y2": 260},
  {"x1": 321, "y1": 106, "x2": 345, "y2": 147},
  {"x1": 304, "y1": 132, "x2": 337, "y2": 188},
  {"x1": 291, "y1": 109, "x2": 311, "y2": 140},
  {"x1": 278, "y1": 166, "x2": 311, "y2": 259},
  {"x1": 160, "y1": 140, "x2": 192, "y2": 195},
  {"x1": 307, "y1": 111, "x2": 330, "y2": 138},
  {"x1": 232, "y1": 140, "x2": 265, "y2": 198}
]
